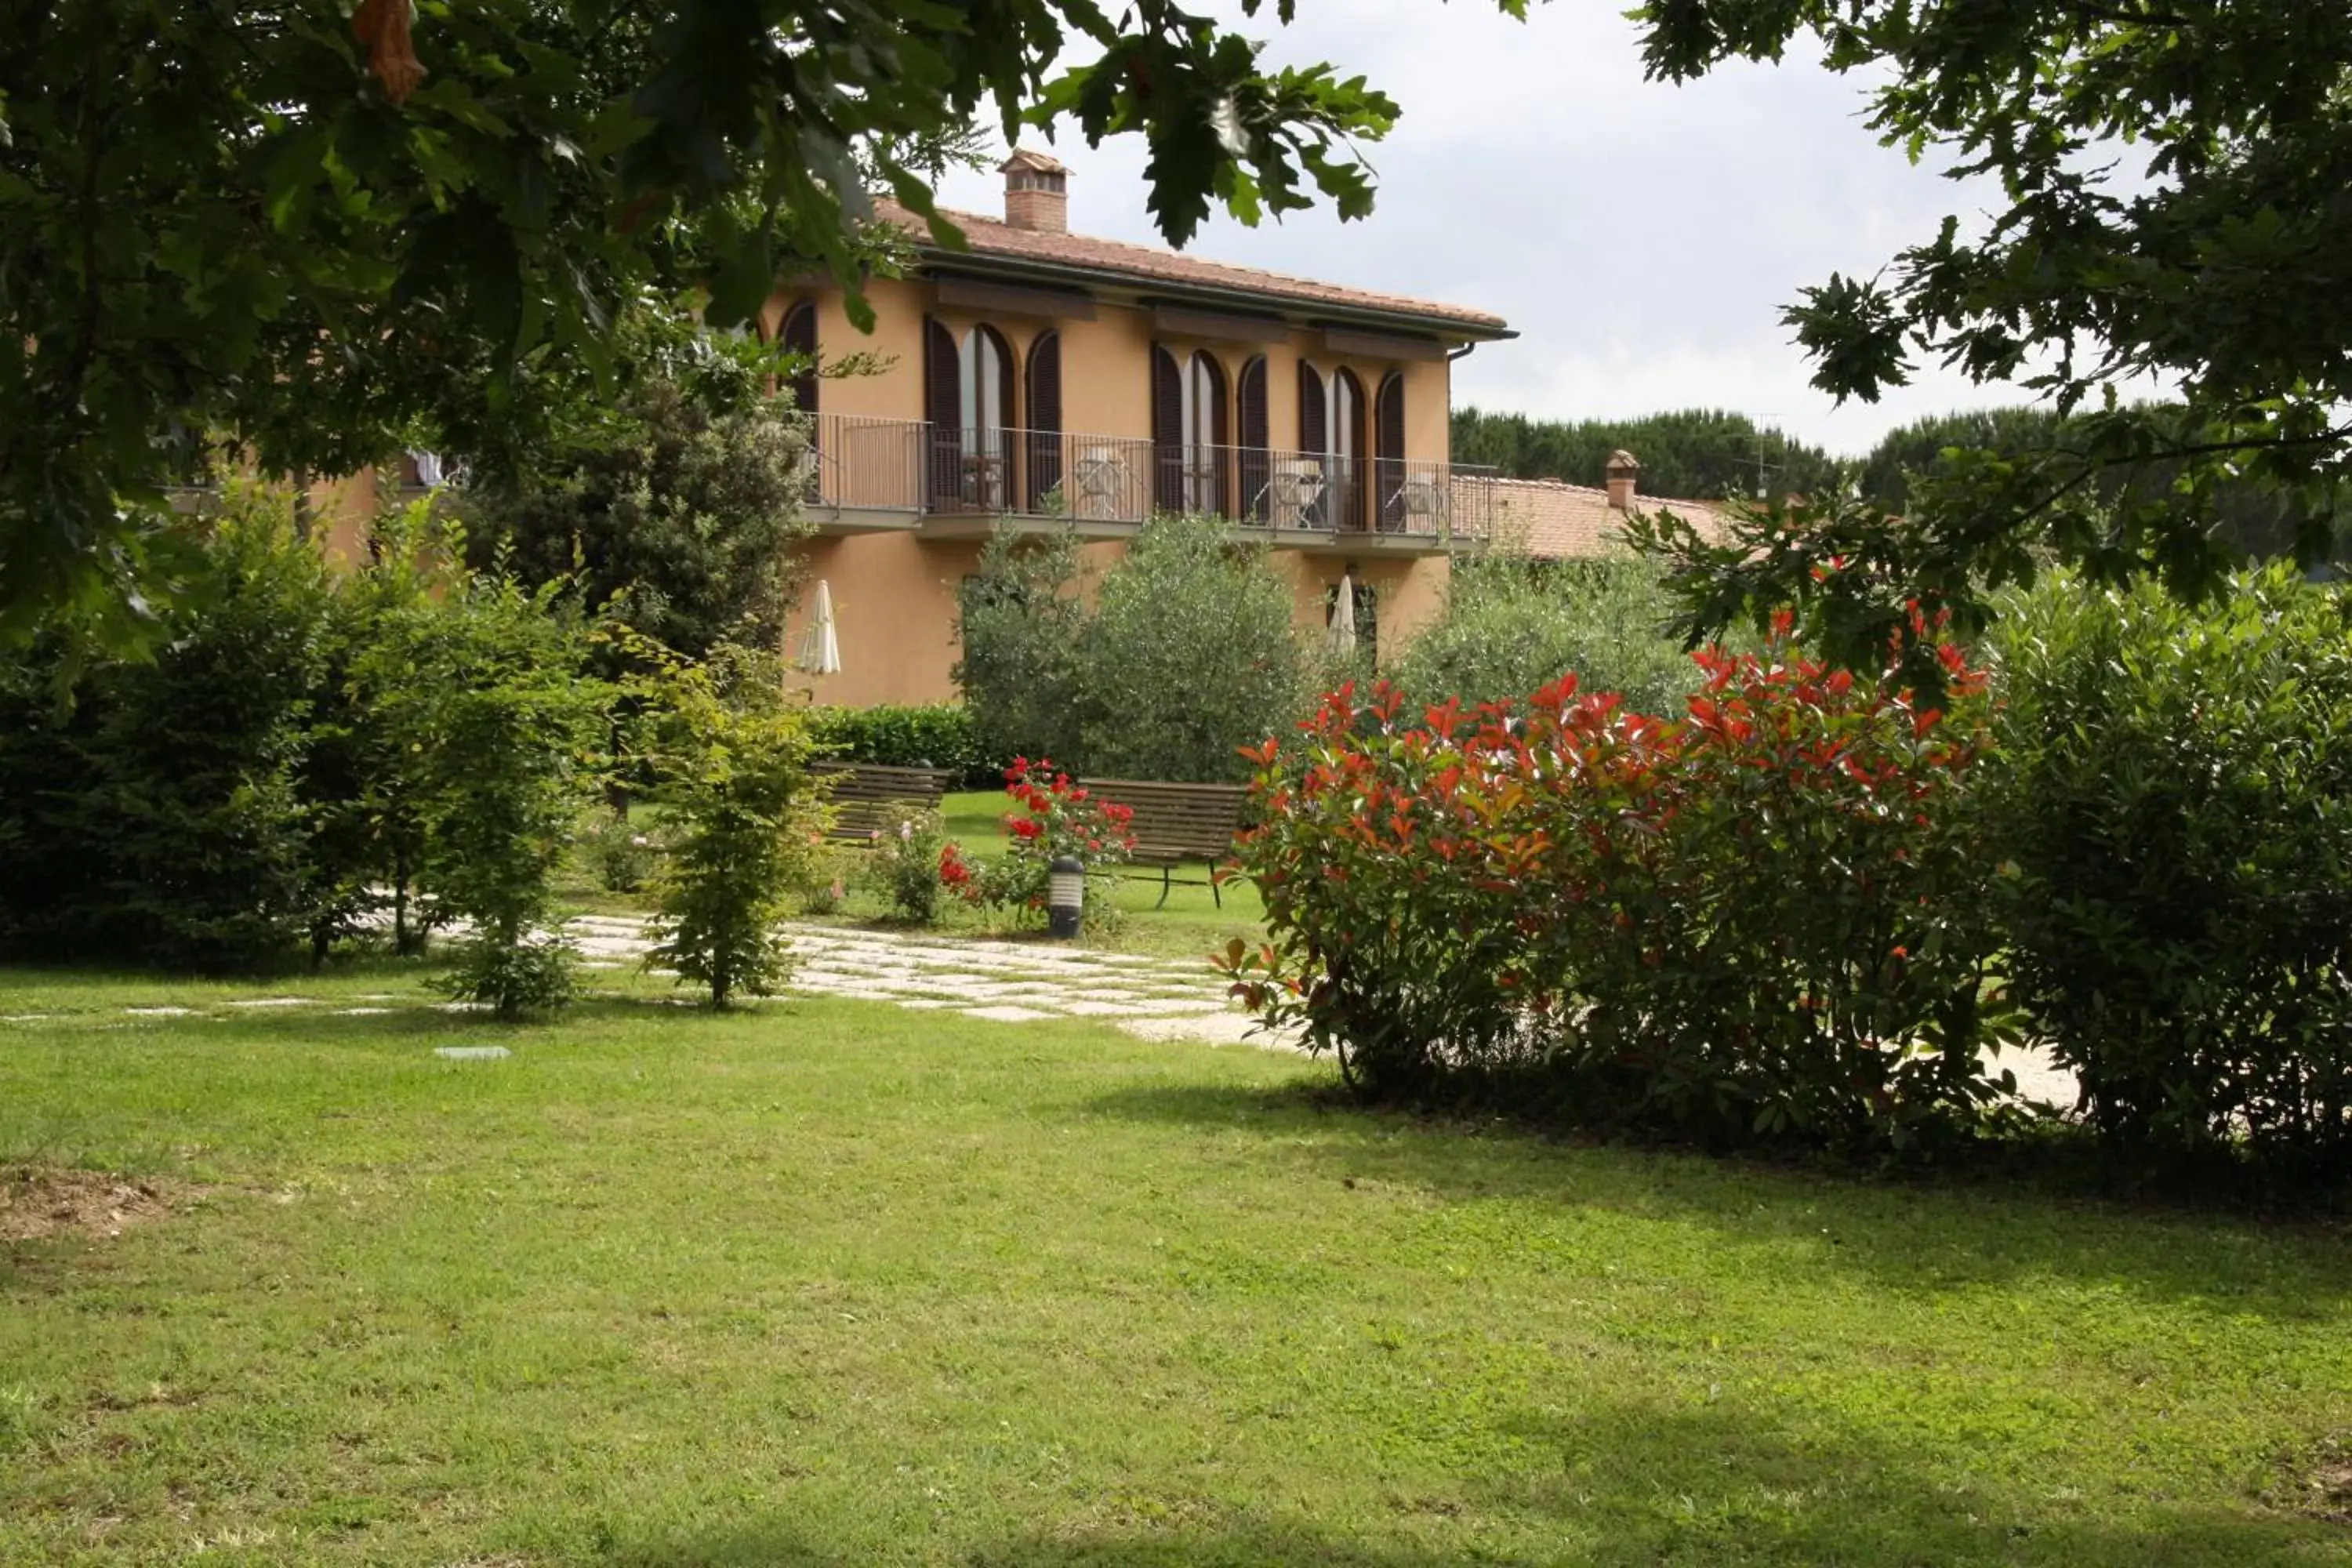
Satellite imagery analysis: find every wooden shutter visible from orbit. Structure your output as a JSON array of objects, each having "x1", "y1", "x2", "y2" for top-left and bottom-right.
[
  {"x1": 1298, "y1": 360, "x2": 1326, "y2": 456},
  {"x1": 1151, "y1": 344, "x2": 1183, "y2": 514},
  {"x1": 1025, "y1": 332, "x2": 1062, "y2": 512},
  {"x1": 989, "y1": 326, "x2": 1016, "y2": 435},
  {"x1": 924, "y1": 316, "x2": 960, "y2": 511},
  {"x1": 1237, "y1": 356, "x2": 1269, "y2": 521},
  {"x1": 1375, "y1": 371, "x2": 1406, "y2": 532},
  {"x1": 1204, "y1": 354, "x2": 1231, "y2": 518},
  {"x1": 781, "y1": 303, "x2": 818, "y2": 416}
]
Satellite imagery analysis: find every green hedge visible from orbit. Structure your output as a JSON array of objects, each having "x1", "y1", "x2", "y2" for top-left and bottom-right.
[
  {"x1": 1984, "y1": 565, "x2": 2352, "y2": 1171},
  {"x1": 803, "y1": 703, "x2": 999, "y2": 789}
]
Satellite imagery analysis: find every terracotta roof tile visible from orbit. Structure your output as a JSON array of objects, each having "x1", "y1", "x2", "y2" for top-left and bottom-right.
[
  {"x1": 875, "y1": 199, "x2": 1509, "y2": 335},
  {"x1": 1483, "y1": 477, "x2": 1726, "y2": 561}
]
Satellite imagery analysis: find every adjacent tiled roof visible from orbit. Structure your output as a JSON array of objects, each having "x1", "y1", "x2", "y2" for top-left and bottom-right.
[
  {"x1": 873, "y1": 199, "x2": 1510, "y2": 335},
  {"x1": 1485, "y1": 477, "x2": 1726, "y2": 560}
]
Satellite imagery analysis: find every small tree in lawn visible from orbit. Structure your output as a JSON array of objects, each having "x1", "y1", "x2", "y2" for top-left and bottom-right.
[
  {"x1": 641, "y1": 643, "x2": 819, "y2": 1008},
  {"x1": 366, "y1": 554, "x2": 607, "y2": 1018},
  {"x1": 303, "y1": 501, "x2": 453, "y2": 961},
  {"x1": 1074, "y1": 514, "x2": 1315, "y2": 784},
  {"x1": 953, "y1": 528, "x2": 1088, "y2": 771}
]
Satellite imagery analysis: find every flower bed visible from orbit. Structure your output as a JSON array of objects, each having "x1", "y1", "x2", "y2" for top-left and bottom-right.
[{"x1": 940, "y1": 757, "x2": 1135, "y2": 927}]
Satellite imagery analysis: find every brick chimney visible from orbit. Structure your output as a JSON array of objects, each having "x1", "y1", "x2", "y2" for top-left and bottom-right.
[
  {"x1": 1000, "y1": 148, "x2": 1069, "y2": 234},
  {"x1": 1604, "y1": 448, "x2": 1640, "y2": 511}
]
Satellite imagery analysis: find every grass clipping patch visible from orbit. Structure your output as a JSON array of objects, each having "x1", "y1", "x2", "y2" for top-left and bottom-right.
[
  {"x1": 2272, "y1": 1435, "x2": 2352, "y2": 1526},
  {"x1": 0, "y1": 1166, "x2": 180, "y2": 1243}
]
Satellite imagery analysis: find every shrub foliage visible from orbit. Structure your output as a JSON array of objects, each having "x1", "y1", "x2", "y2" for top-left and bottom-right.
[
  {"x1": 467, "y1": 372, "x2": 813, "y2": 662},
  {"x1": 0, "y1": 491, "x2": 332, "y2": 969},
  {"x1": 1222, "y1": 629, "x2": 2016, "y2": 1152},
  {"x1": 955, "y1": 516, "x2": 1318, "y2": 784},
  {"x1": 365, "y1": 559, "x2": 607, "y2": 1018},
  {"x1": 640, "y1": 646, "x2": 818, "y2": 1007},
  {"x1": 1396, "y1": 553, "x2": 1701, "y2": 717},
  {"x1": 0, "y1": 492, "x2": 606, "y2": 1008},
  {"x1": 804, "y1": 702, "x2": 993, "y2": 788},
  {"x1": 1984, "y1": 567, "x2": 2352, "y2": 1167}
]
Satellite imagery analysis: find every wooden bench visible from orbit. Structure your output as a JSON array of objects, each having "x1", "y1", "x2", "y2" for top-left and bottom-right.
[
  {"x1": 1082, "y1": 779, "x2": 1249, "y2": 907},
  {"x1": 815, "y1": 761, "x2": 957, "y2": 842}
]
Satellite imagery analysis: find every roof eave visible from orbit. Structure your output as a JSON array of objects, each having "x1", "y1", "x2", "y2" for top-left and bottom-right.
[{"x1": 909, "y1": 244, "x2": 1515, "y2": 344}]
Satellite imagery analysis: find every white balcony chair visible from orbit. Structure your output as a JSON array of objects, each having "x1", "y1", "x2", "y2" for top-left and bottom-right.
[
  {"x1": 1386, "y1": 474, "x2": 1449, "y2": 535},
  {"x1": 1073, "y1": 446, "x2": 1134, "y2": 520},
  {"x1": 1255, "y1": 458, "x2": 1327, "y2": 528}
]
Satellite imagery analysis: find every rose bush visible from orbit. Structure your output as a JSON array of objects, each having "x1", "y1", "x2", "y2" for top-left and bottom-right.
[
  {"x1": 861, "y1": 807, "x2": 952, "y2": 924},
  {"x1": 1219, "y1": 621, "x2": 2019, "y2": 1152},
  {"x1": 941, "y1": 757, "x2": 1136, "y2": 926}
]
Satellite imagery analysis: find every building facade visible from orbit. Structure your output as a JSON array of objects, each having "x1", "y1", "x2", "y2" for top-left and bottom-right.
[{"x1": 768, "y1": 151, "x2": 1516, "y2": 707}]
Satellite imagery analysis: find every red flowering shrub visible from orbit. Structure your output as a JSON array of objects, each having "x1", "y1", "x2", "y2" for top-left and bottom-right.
[
  {"x1": 1218, "y1": 624, "x2": 2020, "y2": 1151},
  {"x1": 940, "y1": 756, "x2": 1138, "y2": 922}
]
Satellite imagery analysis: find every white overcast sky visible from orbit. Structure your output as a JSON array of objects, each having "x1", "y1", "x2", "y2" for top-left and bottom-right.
[{"x1": 929, "y1": 0, "x2": 2042, "y2": 457}]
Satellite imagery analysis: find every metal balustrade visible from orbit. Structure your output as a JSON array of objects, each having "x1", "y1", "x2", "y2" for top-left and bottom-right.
[
  {"x1": 804, "y1": 413, "x2": 928, "y2": 514},
  {"x1": 806, "y1": 412, "x2": 1498, "y2": 542}
]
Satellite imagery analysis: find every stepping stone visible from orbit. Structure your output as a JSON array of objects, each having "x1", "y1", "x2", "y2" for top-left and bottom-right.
[
  {"x1": 1053, "y1": 1000, "x2": 1169, "y2": 1018},
  {"x1": 891, "y1": 999, "x2": 956, "y2": 1011},
  {"x1": 1118, "y1": 1014, "x2": 1303, "y2": 1051},
  {"x1": 124, "y1": 1006, "x2": 196, "y2": 1018},
  {"x1": 334, "y1": 1007, "x2": 393, "y2": 1016},
  {"x1": 433, "y1": 1045, "x2": 510, "y2": 1061},
  {"x1": 228, "y1": 997, "x2": 311, "y2": 1009},
  {"x1": 1101, "y1": 998, "x2": 1232, "y2": 1015},
  {"x1": 2, "y1": 1014, "x2": 53, "y2": 1023},
  {"x1": 960, "y1": 1005, "x2": 1057, "y2": 1023}
]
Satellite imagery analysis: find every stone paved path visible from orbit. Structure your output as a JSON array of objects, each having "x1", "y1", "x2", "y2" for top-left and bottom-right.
[{"x1": 570, "y1": 916, "x2": 1288, "y2": 1049}]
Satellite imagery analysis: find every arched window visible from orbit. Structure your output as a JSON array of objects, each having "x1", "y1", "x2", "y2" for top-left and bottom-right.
[
  {"x1": 1152, "y1": 345, "x2": 1230, "y2": 517},
  {"x1": 958, "y1": 324, "x2": 1015, "y2": 509},
  {"x1": 1179, "y1": 350, "x2": 1228, "y2": 514}
]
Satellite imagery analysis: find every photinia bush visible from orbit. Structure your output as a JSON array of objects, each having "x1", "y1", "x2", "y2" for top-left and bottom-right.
[{"x1": 1219, "y1": 619, "x2": 2019, "y2": 1152}]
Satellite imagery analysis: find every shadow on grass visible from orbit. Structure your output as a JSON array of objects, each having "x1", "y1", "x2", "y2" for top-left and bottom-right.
[
  {"x1": 592, "y1": 1400, "x2": 2328, "y2": 1566},
  {"x1": 1077, "y1": 1078, "x2": 2352, "y2": 1321}
]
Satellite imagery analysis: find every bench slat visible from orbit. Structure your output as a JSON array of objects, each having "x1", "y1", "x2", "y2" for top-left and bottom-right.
[
  {"x1": 815, "y1": 760, "x2": 957, "y2": 842},
  {"x1": 1082, "y1": 777, "x2": 1247, "y2": 866}
]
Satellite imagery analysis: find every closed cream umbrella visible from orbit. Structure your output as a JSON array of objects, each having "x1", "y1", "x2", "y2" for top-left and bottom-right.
[
  {"x1": 799, "y1": 579, "x2": 842, "y2": 675},
  {"x1": 1328, "y1": 572, "x2": 1358, "y2": 655}
]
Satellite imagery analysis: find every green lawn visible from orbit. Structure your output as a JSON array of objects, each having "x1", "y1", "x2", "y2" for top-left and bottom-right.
[
  {"x1": 832, "y1": 789, "x2": 1265, "y2": 963},
  {"x1": 5, "y1": 967, "x2": 2351, "y2": 1565},
  {"x1": 555, "y1": 791, "x2": 1266, "y2": 963}
]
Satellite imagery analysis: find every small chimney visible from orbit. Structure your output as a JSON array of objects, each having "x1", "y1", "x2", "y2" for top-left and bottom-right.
[
  {"x1": 1000, "y1": 148, "x2": 1070, "y2": 234},
  {"x1": 1604, "y1": 448, "x2": 1640, "y2": 511}
]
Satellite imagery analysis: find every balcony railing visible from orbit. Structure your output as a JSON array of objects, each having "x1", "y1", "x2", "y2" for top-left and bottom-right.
[{"x1": 806, "y1": 412, "x2": 1497, "y2": 543}]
